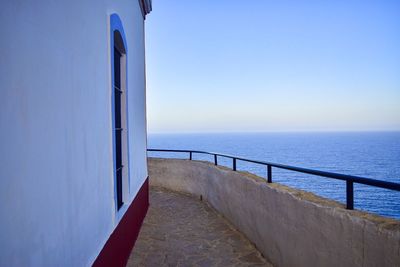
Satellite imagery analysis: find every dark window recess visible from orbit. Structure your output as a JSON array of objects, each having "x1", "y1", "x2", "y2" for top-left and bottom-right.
[{"x1": 114, "y1": 47, "x2": 123, "y2": 209}]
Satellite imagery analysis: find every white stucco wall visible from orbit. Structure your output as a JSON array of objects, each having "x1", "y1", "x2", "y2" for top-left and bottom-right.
[{"x1": 0, "y1": 1, "x2": 148, "y2": 266}]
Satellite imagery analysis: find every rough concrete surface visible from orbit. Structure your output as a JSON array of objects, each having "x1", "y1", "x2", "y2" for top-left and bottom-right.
[
  {"x1": 148, "y1": 158, "x2": 400, "y2": 267},
  {"x1": 127, "y1": 187, "x2": 272, "y2": 267}
]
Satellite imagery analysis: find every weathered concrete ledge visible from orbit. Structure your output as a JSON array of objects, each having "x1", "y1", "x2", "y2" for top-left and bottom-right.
[{"x1": 148, "y1": 158, "x2": 400, "y2": 267}]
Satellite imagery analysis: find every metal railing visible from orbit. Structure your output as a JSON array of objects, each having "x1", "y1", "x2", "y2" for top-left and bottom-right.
[{"x1": 147, "y1": 148, "x2": 400, "y2": 210}]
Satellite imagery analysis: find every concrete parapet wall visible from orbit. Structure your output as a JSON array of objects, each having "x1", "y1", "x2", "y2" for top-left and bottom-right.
[{"x1": 148, "y1": 158, "x2": 400, "y2": 267}]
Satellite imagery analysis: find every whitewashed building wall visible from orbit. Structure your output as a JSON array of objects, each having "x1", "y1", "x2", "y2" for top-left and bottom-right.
[{"x1": 0, "y1": 0, "x2": 149, "y2": 266}]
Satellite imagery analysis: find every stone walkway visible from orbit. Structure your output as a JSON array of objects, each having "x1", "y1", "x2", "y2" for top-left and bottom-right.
[{"x1": 127, "y1": 187, "x2": 272, "y2": 267}]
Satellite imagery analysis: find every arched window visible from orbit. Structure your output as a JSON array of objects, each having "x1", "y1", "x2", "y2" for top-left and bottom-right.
[{"x1": 110, "y1": 14, "x2": 129, "y2": 211}]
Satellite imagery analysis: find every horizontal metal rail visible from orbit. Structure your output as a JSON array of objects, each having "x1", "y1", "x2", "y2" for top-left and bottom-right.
[{"x1": 147, "y1": 148, "x2": 400, "y2": 210}]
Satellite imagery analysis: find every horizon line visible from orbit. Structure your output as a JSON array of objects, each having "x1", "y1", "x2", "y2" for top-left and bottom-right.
[{"x1": 148, "y1": 129, "x2": 400, "y2": 135}]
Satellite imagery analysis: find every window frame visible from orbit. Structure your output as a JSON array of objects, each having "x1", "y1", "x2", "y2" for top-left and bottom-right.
[{"x1": 110, "y1": 14, "x2": 131, "y2": 213}]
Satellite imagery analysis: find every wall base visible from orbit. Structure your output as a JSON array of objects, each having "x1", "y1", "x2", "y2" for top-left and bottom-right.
[{"x1": 93, "y1": 177, "x2": 149, "y2": 267}]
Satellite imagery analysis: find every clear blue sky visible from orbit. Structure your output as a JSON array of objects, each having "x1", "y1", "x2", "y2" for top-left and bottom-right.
[{"x1": 145, "y1": 0, "x2": 400, "y2": 133}]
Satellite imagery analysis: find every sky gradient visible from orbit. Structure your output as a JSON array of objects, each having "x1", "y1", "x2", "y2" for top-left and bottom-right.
[{"x1": 146, "y1": 0, "x2": 400, "y2": 133}]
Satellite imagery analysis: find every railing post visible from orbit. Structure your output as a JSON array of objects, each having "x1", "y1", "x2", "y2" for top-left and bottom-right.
[
  {"x1": 267, "y1": 165, "x2": 272, "y2": 183},
  {"x1": 189, "y1": 151, "x2": 192, "y2": 160},
  {"x1": 214, "y1": 154, "x2": 218, "y2": 166},
  {"x1": 233, "y1": 158, "x2": 237, "y2": 171},
  {"x1": 346, "y1": 180, "x2": 354, "y2": 210}
]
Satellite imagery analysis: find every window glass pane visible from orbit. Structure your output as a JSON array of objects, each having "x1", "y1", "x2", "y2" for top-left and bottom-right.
[
  {"x1": 114, "y1": 92, "x2": 121, "y2": 128},
  {"x1": 117, "y1": 168, "x2": 123, "y2": 209},
  {"x1": 114, "y1": 48, "x2": 121, "y2": 89},
  {"x1": 115, "y1": 131, "x2": 122, "y2": 168}
]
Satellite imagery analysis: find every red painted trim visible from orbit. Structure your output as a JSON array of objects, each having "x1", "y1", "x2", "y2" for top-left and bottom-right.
[{"x1": 93, "y1": 178, "x2": 149, "y2": 267}]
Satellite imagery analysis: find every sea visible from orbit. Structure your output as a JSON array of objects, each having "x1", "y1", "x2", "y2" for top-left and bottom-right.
[{"x1": 148, "y1": 132, "x2": 400, "y2": 220}]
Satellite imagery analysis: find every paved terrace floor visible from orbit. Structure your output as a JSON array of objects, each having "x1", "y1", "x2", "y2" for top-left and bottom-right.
[{"x1": 127, "y1": 187, "x2": 272, "y2": 267}]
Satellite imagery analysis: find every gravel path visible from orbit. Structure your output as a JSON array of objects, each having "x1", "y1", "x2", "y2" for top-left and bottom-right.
[{"x1": 127, "y1": 187, "x2": 272, "y2": 267}]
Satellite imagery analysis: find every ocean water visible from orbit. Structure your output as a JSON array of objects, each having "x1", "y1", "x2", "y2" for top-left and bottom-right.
[{"x1": 148, "y1": 132, "x2": 400, "y2": 220}]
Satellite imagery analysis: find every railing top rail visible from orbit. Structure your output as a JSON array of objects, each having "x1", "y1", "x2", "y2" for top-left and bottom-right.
[{"x1": 147, "y1": 148, "x2": 400, "y2": 192}]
